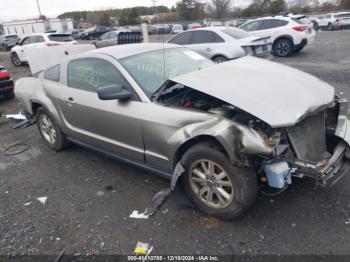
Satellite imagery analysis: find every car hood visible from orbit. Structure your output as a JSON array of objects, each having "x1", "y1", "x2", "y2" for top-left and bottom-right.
[{"x1": 170, "y1": 56, "x2": 334, "y2": 127}]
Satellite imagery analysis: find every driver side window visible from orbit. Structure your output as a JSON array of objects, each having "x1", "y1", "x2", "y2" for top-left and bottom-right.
[
  {"x1": 67, "y1": 58, "x2": 131, "y2": 93},
  {"x1": 240, "y1": 21, "x2": 260, "y2": 32}
]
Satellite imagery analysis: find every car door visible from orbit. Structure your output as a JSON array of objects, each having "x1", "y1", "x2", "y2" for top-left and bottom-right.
[
  {"x1": 57, "y1": 54, "x2": 145, "y2": 163},
  {"x1": 105, "y1": 32, "x2": 118, "y2": 47},
  {"x1": 185, "y1": 30, "x2": 225, "y2": 59},
  {"x1": 96, "y1": 32, "x2": 110, "y2": 48},
  {"x1": 254, "y1": 19, "x2": 287, "y2": 41},
  {"x1": 18, "y1": 35, "x2": 45, "y2": 61}
]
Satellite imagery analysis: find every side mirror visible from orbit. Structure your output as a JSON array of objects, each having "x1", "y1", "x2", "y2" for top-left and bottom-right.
[{"x1": 97, "y1": 84, "x2": 132, "y2": 101}]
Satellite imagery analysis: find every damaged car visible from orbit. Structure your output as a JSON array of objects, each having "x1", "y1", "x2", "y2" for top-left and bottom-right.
[{"x1": 15, "y1": 43, "x2": 350, "y2": 220}]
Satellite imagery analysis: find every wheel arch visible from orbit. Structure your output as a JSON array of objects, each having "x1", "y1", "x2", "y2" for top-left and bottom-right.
[
  {"x1": 211, "y1": 54, "x2": 229, "y2": 61},
  {"x1": 272, "y1": 35, "x2": 294, "y2": 48},
  {"x1": 173, "y1": 135, "x2": 230, "y2": 168}
]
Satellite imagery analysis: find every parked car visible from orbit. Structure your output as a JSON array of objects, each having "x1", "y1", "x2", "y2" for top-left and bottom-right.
[
  {"x1": 207, "y1": 21, "x2": 224, "y2": 27},
  {"x1": 0, "y1": 35, "x2": 20, "y2": 51},
  {"x1": 154, "y1": 24, "x2": 171, "y2": 34},
  {"x1": 171, "y1": 24, "x2": 184, "y2": 34},
  {"x1": 82, "y1": 26, "x2": 111, "y2": 40},
  {"x1": 224, "y1": 19, "x2": 251, "y2": 28},
  {"x1": 0, "y1": 65, "x2": 14, "y2": 100},
  {"x1": 240, "y1": 16, "x2": 315, "y2": 57},
  {"x1": 147, "y1": 25, "x2": 157, "y2": 35},
  {"x1": 315, "y1": 12, "x2": 350, "y2": 30},
  {"x1": 77, "y1": 29, "x2": 87, "y2": 39},
  {"x1": 71, "y1": 29, "x2": 85, "y2": 39},
  {"x1": 168, "y1": 27, "x2": 272, "y2": 63},
  {"x1": 94, "y1": 30, "x2": 143, "y2": 48},
  {"x1": 188, "y1": 23, "x2": 202, "y2": 29},
  {"x1": 17, "y1": 43, "x2": 350, "y2": 219},
  {"x1": 10, "y1": 33, "x2": 77, "y2": 67}
]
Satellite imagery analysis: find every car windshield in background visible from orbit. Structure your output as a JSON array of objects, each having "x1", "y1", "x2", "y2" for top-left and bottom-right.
[
  {"x1": 48, "y1": 34, "x2": 73, "y2": 42},
  {"x1": 222, "y1": 28, "x2": 251, "y2": 39},
  {"x1": 120, "y1": 48, "x2": 214, "y2": 97}
]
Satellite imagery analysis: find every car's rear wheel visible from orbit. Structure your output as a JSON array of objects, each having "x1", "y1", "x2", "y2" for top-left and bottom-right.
[
  {"x1": 212, "y1": 56, "x2": 228, "y2": 63},
  {"x1": 327, "y1": 23, "x2": 333, "y2": 31},
  {"x1": 11, "y1": 53, "x2": 22, "y2": 67},
  {"x1": 181, "y1": 143, "x2": 257, "y2": 220},
  {"x1": 273, "y1": 38, "x2": 294, "y2": 57},
  {"x1": 36, "y1": 107, "x2": 69, "y2": 151}
]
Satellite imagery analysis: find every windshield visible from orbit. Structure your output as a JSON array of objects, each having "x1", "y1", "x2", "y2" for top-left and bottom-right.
[
  {"x1": 120, "y1": 48, "x2": 214, "y2": 97},
  {"x1": 222, "y1": 27, "x2": 251, "y2": 39},
  {"x1": 293, "y1": 16, "x2": 311, "y2": 24}
]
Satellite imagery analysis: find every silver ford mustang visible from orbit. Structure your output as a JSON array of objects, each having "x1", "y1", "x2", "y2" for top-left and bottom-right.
[{"x1": 15, "y1": 43, "x2": 350, "y2": 220}]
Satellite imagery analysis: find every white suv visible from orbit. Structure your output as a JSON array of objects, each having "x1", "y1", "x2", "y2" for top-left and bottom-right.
[
  {"x1": 315, "y1": 12, "x2": 350, "y2": 31},
  {"x1": 11, "y1": 33, "x2": 77, "y2": 67},
  {"x1": 240, "y1": 16, "x2": 315, "y2": 57}
]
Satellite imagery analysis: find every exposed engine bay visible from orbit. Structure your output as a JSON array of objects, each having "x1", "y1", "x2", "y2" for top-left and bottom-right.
[{"x1": 156, "y1": 82, "x2": 350, "y2": 189}]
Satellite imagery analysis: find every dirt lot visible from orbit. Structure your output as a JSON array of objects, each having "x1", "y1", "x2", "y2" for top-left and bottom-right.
[{"x1": 0, "y1": 30, "x2": 350, "y2": 257}]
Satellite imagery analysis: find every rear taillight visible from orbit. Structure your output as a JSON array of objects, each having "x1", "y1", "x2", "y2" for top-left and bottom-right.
[
  {"x1": 0, "y1": 69, "x2": 10, "y2": 79},
  {"x1": 292, "y1": 25, "x2": 307, "y2": 32},
  {"x1": 46, "y1": 42, "x2": 60, "y2": 47}
]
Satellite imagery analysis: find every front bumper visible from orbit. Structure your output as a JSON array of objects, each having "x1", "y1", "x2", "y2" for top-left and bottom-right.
[
  {"x1": 286, "y1": 99, "x2": 350, "y2": 187},
  {"x1": 0, "y1": 78, "x2": 14, "y2": 94}
]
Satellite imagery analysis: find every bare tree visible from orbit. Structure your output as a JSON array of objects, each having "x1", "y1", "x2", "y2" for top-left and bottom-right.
[{"x1": 208, "y1": 0, "x2": 232, "y2": 19}]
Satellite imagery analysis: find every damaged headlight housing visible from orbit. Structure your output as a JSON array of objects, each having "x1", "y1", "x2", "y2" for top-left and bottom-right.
[{"x1": 236, "y1": 125, "x2": 275, "y2": 155}]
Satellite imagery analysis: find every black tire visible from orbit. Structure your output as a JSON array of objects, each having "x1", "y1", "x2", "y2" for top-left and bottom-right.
[
  {"x1": 212, "y1": 56, "x2": 228, "y2": 63},
  {"x1": 4, "y1": 91, "x2": 15, "y2": 100},
  {"x1": 181, "y1": 143, "x2": 257, "y2": 220},
  {"x1": 327, "y1": 23, "x2": 333, "y2": 31},
  {"x1": 11, "y1": 52, "x2": 22, "y2": 67},
  {"x1": 273, "y1": 38, "x2": 294, "y2": 57},
  {"x1": 35, "y1": 107, "x2": 69, "y2": 151}
]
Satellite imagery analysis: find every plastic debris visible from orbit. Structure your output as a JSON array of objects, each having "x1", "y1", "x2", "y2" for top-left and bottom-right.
[
  {"x1": 345, "y1": 219, "x2": 350, "y2": 225},
  {"x1": 37, "y1": 197, "x2": 47, "y2": 205},
  {"x1": 4, "y1": 142, "x2": 30, "y2": 156},
  {"x1": 171, "y1": 162, "x2": 185, "y2": 190},
  {"x1": 24, "y1": 202, "x2": 32, "y2": 206},
  {"x1": 129, "y1": 210, "x2": 149, "y2": 219},
  {"x1": 134, "y1": 242, "x2": 152, "y2": 255},
  {"x1": 144, "y1": 188, "x2": 171, "y2": 216},
  {"x1": 6, "y1": 112, "x2": 35, "y2": 129},
  {"x1": 96, "y1": 190, "x2": 105, "y2": 197}
]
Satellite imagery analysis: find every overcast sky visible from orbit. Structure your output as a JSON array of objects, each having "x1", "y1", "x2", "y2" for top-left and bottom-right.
[{"x1": 0, "y1": 0, "x2": 251, "y2": 22}]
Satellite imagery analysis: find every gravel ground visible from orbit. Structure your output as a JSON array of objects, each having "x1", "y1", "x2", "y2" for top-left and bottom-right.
[{"x1": 0, "y1": 30, "x2": 350, "y2": 257}]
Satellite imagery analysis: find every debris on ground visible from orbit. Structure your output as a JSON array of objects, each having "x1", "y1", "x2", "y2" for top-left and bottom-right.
[
  {"x1": 24, "y1": 202, "x2": 32, "y2": 206},
  {"x1": 5, "y1": 112, "x2": 35, "y2": 129},
  {"x1": 345, "y1": 219, "x2": 350, "y2": 225},
  {"x1": 134, "y1": 242, "x2": 152, "y2": 255},
  {"x1": 130, "y1": 162, "x2": 186, "y2": 219},
  {"x1": 36, "y1": 197, "x2": 47, "y2": 205},
  {"x1": 96, "y1": 190, "x2": 105, "y2": 197},
  {"x1": 105, "y1": 185, "x2": 113, "y2": 191},
  {"x1": 4, "y1": 142, "x2": 30, "y2": 156},
  {"x1": 199, "y1": 217, "x2": 221, "y2": 229},
  {"x1": 54, "y1": 250, "x2": 65, "y2": 262},
  {"x1": 129, "y1": 210, "x2": 149, "y2": 219}
]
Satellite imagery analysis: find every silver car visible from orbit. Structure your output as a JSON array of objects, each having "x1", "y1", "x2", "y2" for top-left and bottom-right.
[
  {"x1": 15, "y1": 43, "x2": 350, "y2": 220},
  {"x1": 94, "y1": 30, "x2": 142, "y2": 48},
  {"x1": 168, "y1": 27, "x2": 272, "y2": 63}
]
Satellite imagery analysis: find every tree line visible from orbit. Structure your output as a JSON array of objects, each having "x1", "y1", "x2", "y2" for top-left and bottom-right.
[{"x1": 57, "y1": 0, "x2": 350, "y2": 26}]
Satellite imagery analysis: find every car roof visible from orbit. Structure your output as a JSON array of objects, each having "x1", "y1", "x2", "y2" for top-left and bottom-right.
[
  {"x1": 251, "y1": 16, "x2": 292, "y2": 21},
  {"x1": 189, "y1": 26, "x2": 228, "y2": 32},
  {"x1": 90, "y1": 43, "x2": 179, "y2": 60}
]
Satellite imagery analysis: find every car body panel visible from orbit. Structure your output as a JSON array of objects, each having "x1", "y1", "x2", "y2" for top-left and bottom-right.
[{"x1": 170, "y1": 56, "x2": 334, "y2": 128}]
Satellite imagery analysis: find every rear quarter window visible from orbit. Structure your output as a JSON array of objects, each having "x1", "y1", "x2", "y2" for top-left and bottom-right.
[
  {"x1": 168, "y1": 32, "x2": 192, "y2": 45},
  {"x1": 44, "y1": 65, "x2": 60, "y2": 82},
  {"x1": 48, "y1": 34, "x2": 73, "y2": 42}
]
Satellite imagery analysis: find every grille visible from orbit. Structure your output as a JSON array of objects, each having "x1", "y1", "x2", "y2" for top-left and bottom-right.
[{"x1": 287, "y1": 111, "x2": 328, "y2": 162}]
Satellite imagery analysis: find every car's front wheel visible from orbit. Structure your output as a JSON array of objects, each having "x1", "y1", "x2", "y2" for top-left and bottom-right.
[
  {"x1": 36, "y1": 107, "x2": 69, "y2": 151},
  {"x1": 273, "y1": 38, "x2": 294, "y2": 57},
  {"x1": 181, "y1": 143, "x2": 257, "y2": 220},
  {"x1": 11, "y1": 52, "x2": 22, "y2": 67},
  {"x1": 212, "y1": 56, "x2": 228, "y2": 63}
]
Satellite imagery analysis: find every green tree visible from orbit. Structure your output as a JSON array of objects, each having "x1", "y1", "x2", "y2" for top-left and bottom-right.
[{"x1": 176, "y1": 0, "x2": 205, "y2": 20}]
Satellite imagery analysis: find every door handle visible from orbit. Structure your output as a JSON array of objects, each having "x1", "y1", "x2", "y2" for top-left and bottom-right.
[
  {"x1": 205, "y1": 48, "x2": 212, "y2": 51},
  {"x1": 64, "y1": 97, "x2": 76, "y2": 104}
]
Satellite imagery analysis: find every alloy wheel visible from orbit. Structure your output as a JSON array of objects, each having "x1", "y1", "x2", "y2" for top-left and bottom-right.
[
  {"x1": 189, "y1": 159, "x2": 234, "y2": 209},
  {"x1": 39, "y1": 114, "x2": 57, "y2": 145},
  {"x1": 11, "y1": 54, "x2": 21, "y2": 66},
  {"x1": 276, "y1": 41, "x2": 290, "y2": 56}
]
